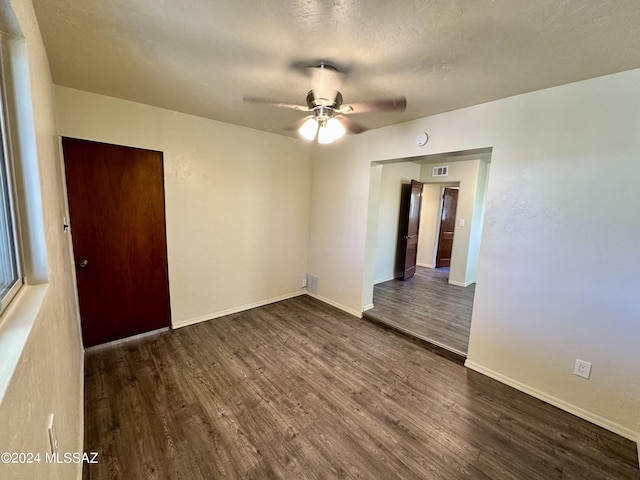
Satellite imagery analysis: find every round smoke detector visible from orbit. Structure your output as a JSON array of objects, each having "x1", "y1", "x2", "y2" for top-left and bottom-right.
[{"x1": 415, "y1": 132, "x2": 429, "y2": 146}]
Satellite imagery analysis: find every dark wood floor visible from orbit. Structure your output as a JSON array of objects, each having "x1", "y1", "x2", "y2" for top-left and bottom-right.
[
  {"x1": 83, "y1": 296, "x2": 639, "y2": 480},
  {"x1": 366, "y1": 267, "x2": 475, "y2": 356}
]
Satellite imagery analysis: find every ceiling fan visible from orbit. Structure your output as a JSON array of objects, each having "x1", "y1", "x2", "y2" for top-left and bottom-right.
[{"x1": 244, "y1": 63, "x2": 407, "y2": 144}]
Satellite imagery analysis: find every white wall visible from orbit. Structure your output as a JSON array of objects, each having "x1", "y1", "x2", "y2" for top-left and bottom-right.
[
  {"x1": 361, "y1": 163, "x2": 381, "y2": 310},
  {"x1": 416, "y1": 183, "x2": 447, "y2": 268},
  {"x1": 372, "y1": 162, "x2": 421, "y2": 284},
  {"x1": 466, "y1": 161, "x2": 489, "y2": 283},
  {"x1": 307, "y1": 69, "x2": 640, "y2": 440},
  {"x1": 0, "y1": 1, "x2": 83, "y2": 479},
  {"x1": 307, "y1": 139, "x2": 373, "y2": 317},
  {"x1": 54, "y1": 86, "x2": 313, "y2": 327}
]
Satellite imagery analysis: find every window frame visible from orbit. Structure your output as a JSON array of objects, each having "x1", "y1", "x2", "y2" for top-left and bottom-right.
[{"x1": 0, "y1": 32, "x2": 24, "y2": 316}]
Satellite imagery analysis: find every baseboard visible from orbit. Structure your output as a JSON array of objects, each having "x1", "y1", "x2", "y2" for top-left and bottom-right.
[
  {"x1": 464, "y1": 360, "x2": 639, "y2": 442},
  {"x1": 172, "y1": 290, "x2": 306, "y2": 329},
  {"x1": 416, "y1": 262, "x2": 434, "y2": 268},
  {"x1": 373, "y1": 276, "x2": 395, "y2": 285},
  {"x1": 305, "y1": 293, "x2": 363, "y2": 318},
  {"x1": 449, "y1": 279, "x2": 475, "y2": 287},
  {"x1": 362, "y1": 303, "x2": 374, "y2": 312}
]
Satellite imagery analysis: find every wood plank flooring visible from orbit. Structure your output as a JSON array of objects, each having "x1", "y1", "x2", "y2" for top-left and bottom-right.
[
  {"x1": 83, "y1": 295, "x2": 639, "y2": 480},
  {"x1": 365, "y1": 267, "x2": 475, "y2": 355}
]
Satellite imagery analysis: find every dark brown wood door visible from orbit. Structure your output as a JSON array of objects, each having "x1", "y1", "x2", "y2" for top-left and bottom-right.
[
  {"x1": 436, "y1": 187, "x2": 459, "y2": 268},
  {"x1": 62, "y1": 138, "x2": 171, "y2": 347},
  {"x1": 397, "y1": 179, "x2": 423, "y2": 280}
]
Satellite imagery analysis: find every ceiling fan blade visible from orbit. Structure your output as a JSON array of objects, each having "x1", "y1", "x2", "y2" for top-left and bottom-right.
[
  {"x1": 280, "y1": 115, "x2": 316, "y2": 134},
  {"x1": 336, "y1": 115, "x2": 368, "y2": 134},
  {"x1": 243, "y1": 95, "x2": 311, "y2": 112},
  {"x1": 339, "y1": 96, "x2": 407, "y2": 114},
  {"x1": 290, "y1": 115, "x2": 314, "y2": 130}
]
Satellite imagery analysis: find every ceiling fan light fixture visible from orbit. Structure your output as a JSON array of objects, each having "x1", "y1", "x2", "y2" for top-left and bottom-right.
[
  {"x1": 299, "y1": 117, "x2": 319, "y2": 140},
  {"x1": 326, "y1": 117, "x2": 345, "y2": 140},
  {"x1": 244, "y1": 63, "x2": 405, "y2": 141},
  {"x1": 317, "y1": 124, "x2": 334, "y2": 144}
]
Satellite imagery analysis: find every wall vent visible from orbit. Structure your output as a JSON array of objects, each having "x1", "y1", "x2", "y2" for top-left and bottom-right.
[
  {"x1": 306, "y1": 274, "x2": 319, "y2": 294},
  {"x1": 432, "y1": 166, "x2": 449, "y2": 177}
]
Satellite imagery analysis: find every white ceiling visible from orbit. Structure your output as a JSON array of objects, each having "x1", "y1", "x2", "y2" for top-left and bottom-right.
[{"x1": 32, "y1": 0, "x2": 640, "y2": 138}]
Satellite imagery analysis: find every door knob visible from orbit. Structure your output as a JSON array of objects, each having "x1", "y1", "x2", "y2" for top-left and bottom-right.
[{"x1": 78, "y1": 259, "x2": 89, "y2": 268}]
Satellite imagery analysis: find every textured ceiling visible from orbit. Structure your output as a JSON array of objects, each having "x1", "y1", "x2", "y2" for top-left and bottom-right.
[{"x1": 33, "y1": 0, "x2": 640, "y2": 137}]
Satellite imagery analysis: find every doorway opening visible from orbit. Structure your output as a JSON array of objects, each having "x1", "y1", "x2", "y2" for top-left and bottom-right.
[{"x1": 362, "y1": 148, "x2": 491, "y2": 357}]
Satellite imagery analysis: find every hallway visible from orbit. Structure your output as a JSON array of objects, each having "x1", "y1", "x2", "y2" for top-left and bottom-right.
[{"x1": 364, "y1": 267, "x2": 475, "y2": 356}]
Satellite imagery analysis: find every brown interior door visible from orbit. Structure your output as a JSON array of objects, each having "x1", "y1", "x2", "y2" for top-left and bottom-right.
[
  {"x1": 62, "y1": 138, "x2": 171, "y2": 347},
  {"x1": 397, "y1": 179, "x2": 423, "y2": 280},
  {"x1": 436, "y1": 187, "x2": 459, "y2": 268}
]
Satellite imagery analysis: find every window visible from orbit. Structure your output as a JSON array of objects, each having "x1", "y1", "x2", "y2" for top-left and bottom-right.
[
  {"x1": 0, "y1": 43, "x2": 22, "y2": 314},
  {"x1": 0, "y1": 17, "x2": 52, "y2": 404}
]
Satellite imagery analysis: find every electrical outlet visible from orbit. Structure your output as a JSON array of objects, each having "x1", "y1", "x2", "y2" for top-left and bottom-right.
[
  {"x1": 302, "y1": 277, "x2": 307, "y2": 288},
  {"x1": 574, "y1": 359, "x2": 592, "y2": 379}
]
